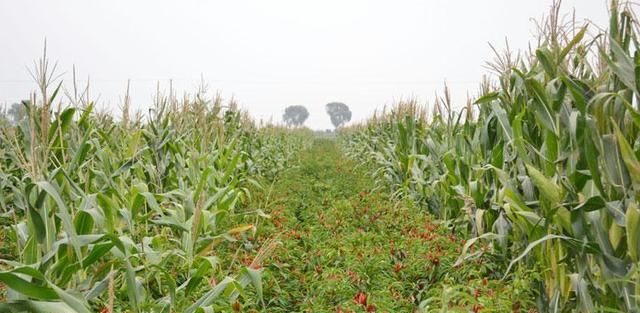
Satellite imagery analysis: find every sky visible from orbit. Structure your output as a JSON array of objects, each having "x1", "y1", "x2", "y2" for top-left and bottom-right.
[{"x1": 0, "y1": 0, "x2": 610, "y2": 129}]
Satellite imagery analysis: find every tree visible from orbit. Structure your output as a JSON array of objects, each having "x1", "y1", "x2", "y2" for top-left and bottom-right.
[
  {"x1": 283, "y1": 105, "x2": 309, "y2": 127},
  {"x1": 7, "y1": 101, "x2": 27, "y2": 125},
  {"x1": 325, "y1": 102, "x2": 351, "y2": 128}
]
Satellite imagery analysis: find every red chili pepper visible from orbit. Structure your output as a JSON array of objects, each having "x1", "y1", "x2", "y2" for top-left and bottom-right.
[{"x1": 354, "y1": 291, "x2": 367, "y2": 306}]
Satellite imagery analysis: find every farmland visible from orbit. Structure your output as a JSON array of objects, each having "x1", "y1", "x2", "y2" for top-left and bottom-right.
[
  {"x1": 1, "y1": 0, "x2": 640, "y2": 312},
  {"x1": 343, "y1": 2, "x2": 640, "y2": 312}
]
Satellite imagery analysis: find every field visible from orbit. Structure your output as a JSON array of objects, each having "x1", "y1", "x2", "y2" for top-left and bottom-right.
[{"x1": 1, "y1": 1, "x2": 640, "y2": 312}]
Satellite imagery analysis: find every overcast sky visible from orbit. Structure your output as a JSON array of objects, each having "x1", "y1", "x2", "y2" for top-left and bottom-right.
[{"x1": 0, "y1": 0, "x2": 610, "y2": 129}]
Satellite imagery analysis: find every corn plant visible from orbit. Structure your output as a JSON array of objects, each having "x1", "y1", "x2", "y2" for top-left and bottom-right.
[
  {"x1": 0, "y1": 52, "x2": 306, "y2": 312},
  {"x1": 343, "y1": 1, "x2": 640, "y2": 311}
]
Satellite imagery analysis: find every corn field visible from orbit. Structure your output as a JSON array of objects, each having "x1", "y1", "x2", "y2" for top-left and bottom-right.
[
  {"x1": 2, "y1": 1, "x2": 640, "y2": 312},
  {"x1": 344, "y1": 1, "x2": 640, "y2": 312},
  {"x1": 0, "y1": 54, "x2": 308, "y2": 312}
]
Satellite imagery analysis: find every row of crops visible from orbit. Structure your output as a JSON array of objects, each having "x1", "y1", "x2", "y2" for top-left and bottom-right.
[
  {"x1": 343, "y1": 2, "x2": 640, "y2": 312},
  {"x1": 0, "y1": 68, "x2": 308, "y2": 311}
]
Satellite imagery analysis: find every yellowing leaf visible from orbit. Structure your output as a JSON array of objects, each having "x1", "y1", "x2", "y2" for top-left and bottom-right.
[
  {"x1": 227, "y1": 224, "x2": 254, "y2": 235},
  {"x1": 526, "y1": 164, "x2": 562, "y2": 207},
  {"x1": 614, "y1": 124, "x2": 640, "y2": 188},
  {"x1": 626, "y1": 203, "x2": 640, "y2": 262}
]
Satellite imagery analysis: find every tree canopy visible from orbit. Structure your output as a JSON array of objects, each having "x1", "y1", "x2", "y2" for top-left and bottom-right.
[
  {"x1": 3, "y1": 101, "x2": 27, "y2": 125},
  {"x1": 325, "y1": 102, "x2": 351, "y2": 128},
  {"x1": 282, "y1": 105, "x2": 309, "y2": 127}
]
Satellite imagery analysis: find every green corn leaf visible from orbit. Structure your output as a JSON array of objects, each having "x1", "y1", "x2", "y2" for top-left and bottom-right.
[
  {"x1": 241, "y1": 266, "x2": 264, "y2": 306},
  {"x1": 73, "y1": 211, "x2": 94, "y2": 235},
  {"x1": 36, "y1": 181, "x2": 82, "y2": 263},
  {"x1": 618, "y1": 92, "x2": 640, "y2": 128},
  {"x1": 0, "y1": 269, "x2": 57, "y2": 300},
  {"x1": 626, "y1": 203, "x2": 640, "y2": 262},
  {"x1": 602, "y1": 134, "x2": 631, "y2": 189},
  {"x1": 526, "y1": 78, "x2": 558, "y2": 134},
  {"x1": 125, "y1": 259, "x2": 141, "y2": 313},
  {"x1": 454, "y1": 233, "x2": 502, "y2": 267},
  {"x1": 583, "y1": 122, "x2": 605, "y2": 194},
  {"x1": 48, "y1": 81, "x2": 63, "y2": 105},
  {"x1": 27, "y1": 203, "x2": 47, "y2": 245},
  {"x1": 49, "y1": 283, "x2": 91, "y2": 313},
  {"x1": 490, "y1": 102, "x2": 513, "y2": 143},
  {"x1": 560, "y1": 75, "x2": 587, "y2": 114},
  {"x1": 603, "y1": 40, "x2": 638, "y2": 94},
  {"x1": 48, "y1": 107, "x2": 75, "y2": 146},
  {"x1": 560, "y1": 26, "x2": 588, "y2": 60},
  {"x1": 537, "y1": 48, "x2": 556, "y2": 77},
  {"x1": 512, "y1": 110, "x2": 530, "y2": 163},
  {"x1": 503, "y1": 234, "x2": 574, "y2": 279},
  {"x1": 575, "y1": 196, "x2": 606, "y2": 212},
  {"x1": 569, "y1": 273, "x2": 595, "y2": 313},
  {"x1": 474, "y1": 92, "x2": 499, "y2": 105},
  {"x1": 185, "y1": 276, "x2": 236, "y2": 313},
  {"x1": 0, "y1": 301, "x2": 78, "y2": 313},
  {"x1": 613, "y1": 123, "x2": 640, "y2": 188},
  {"x1": 96, "y1": 194, "x2": 116, "y2": 233},
  {"x1": 526, "y1": 164, "x2": 562, "y2": 207}
]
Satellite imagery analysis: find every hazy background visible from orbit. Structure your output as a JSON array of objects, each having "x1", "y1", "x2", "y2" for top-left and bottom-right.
[{"x1": 0, "y1": 0, "x2": 609, "y2": 129}]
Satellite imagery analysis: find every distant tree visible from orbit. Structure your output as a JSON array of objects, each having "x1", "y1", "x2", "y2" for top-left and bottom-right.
[
  {"x1": 7, "y1": 102, "x2": 27, "y2": 125},
  {"x1": 283, "y1": 105, "x2": 309, "y2": 127},
  {"x1": 325, "y1": 102, "x2": 351, "y2": 128}
]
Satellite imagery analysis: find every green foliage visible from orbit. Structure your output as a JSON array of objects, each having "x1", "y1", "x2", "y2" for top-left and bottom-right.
[
  {"x1": 0, "y1": 74, "x2": 307, "y2": 311},
  {"x1": 254, "y1": 139, "x2": 534, "y2": 312},
  {"x1": 326, "y1": 102, "x2": 352, "y2": 128},
  {"x1": 343, "y1": 2, "x2": 640, "y2": 311},
  {"x1": 282, "y1": 105, "x2": 310, "y2": 127}
]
